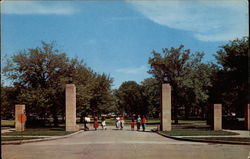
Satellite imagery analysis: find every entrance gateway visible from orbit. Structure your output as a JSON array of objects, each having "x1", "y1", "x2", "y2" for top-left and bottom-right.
[{"x1": 14, "y1": 84, "x2": 250, "y2": 131}]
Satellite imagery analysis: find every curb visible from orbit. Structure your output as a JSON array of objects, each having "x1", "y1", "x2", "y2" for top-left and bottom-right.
[
  {"x1": 156, "y1": 131, "x2": 250, "y2": 145},
  {"x1": 1, "y1": 130, "x2": 84, "y2": 145}
]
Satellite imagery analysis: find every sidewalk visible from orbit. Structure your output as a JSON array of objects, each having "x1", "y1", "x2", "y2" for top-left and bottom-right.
[
  {"x1": 223, "y1": 129, "x2": 250, "y2": 137},
  {"x1": 1, "y1": 128, "x2": 15, "y2": 134}
]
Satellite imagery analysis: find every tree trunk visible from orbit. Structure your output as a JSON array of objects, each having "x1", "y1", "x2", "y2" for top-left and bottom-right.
[
  {"x1": 80, "y1": 112, "x2": 85, "y2": 123},
  {"x1": 185, "y1": 105, "x2": 190, "y2": 119},
  {"x1": 52, "y1": 113, "x2": 58, "y2": 127},
  {"x1": 174, "y1": 106, "x2": 178, "y2": 124},
  {"x1": 61, "y1": 112, "x2": 65, "y2": 123},
  {"x1": 51, "y1": 107, "x2": 58, "y2": 127}
]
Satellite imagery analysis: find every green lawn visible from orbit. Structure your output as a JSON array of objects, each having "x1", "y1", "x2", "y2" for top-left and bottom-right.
[
  {"x1": 2, "y1": 128, "x2": 74, "y2": 136},
  {"x1": 182, "y1": 137, "x2": 250, "y2": 143},
  {"x1": 161, "y1": 129, "x2": 239, "y2": 136},
  {"x1": 176, "y1": 120, "x2": 207, "y2": 126},
  {"x1": 1, "y1": 137, "x2": 45, "y2": 141},
  {"x1": 1, "y1": 120, "x2": 15, "y2": 127}
]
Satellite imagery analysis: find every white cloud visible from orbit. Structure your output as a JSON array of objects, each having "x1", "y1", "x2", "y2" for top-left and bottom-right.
[
  {"x1": 127, "y1": 0, "x2": 248, "y2": 41},
  {"x1": 2, "y1": 1, "x2": 77, "y2": 15},
  {"x1": 116, "y1": 65, "x2": 148, "y2": 74}
]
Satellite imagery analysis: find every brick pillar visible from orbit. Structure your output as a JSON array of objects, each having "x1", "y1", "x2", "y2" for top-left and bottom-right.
[
  {"x1": 161, "y1": 83, "x2": 171, "y2": 131},
  {"x1": 15, "y1": 104, "x2": 25, "y2": 131},
  {"x1": 66, "y1": 84, "x2": 79, "y2": 131},
  {"x1": 213, "y1": 104, "x2": 222, "y2": 130},
  {"x1": 245, "y1": 104, "x2": 250, "y2": 130}
]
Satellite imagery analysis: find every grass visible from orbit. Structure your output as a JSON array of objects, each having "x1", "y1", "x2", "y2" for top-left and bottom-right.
[
  {"x1": 1, "y1": 137, "x2": 45, "y2": 141},
  {"x1": 175, "y1": 120, "x2": 207, "y2": 126},
  {"x1": 182, "y1": 137, "x2": 250, "y2": 143},
  {"x1": 1, "y1": 120, "x2": 15, "y2": 127},
  {"x1": 161, "y1": 129, "x2": 239, "y2": 136},
  {"x1": 2, "y1": 128, "x2": 74, "y2": 136}
]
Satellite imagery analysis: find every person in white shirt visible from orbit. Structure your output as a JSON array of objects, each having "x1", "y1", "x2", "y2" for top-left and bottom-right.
[
  {"x1": 136, "y1": 115, "x2": 141, "y2": 131},
  {"x1": 115, "y1": 116, "x2": 120, "y2": 129},
  {"x1": 84, "y1": 117, "x2": 90, "y2": 130},
  {"x1": 101, "y1": 117, "x2": 107, "y2": 130}
]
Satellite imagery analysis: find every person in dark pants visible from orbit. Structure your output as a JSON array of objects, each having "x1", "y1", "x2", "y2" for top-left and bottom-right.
[
  {"x1": 141, "y1": 115, "x2": 147, "y2": 131},
  {"x1": 84, "y1": 117, "x2": 90, "y2": 131},
  {"x1": 130, "y1": 117, "x2": 135, "y2": 131}
]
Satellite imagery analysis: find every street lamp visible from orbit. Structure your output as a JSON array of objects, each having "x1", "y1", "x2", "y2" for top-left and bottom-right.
[
  {"x1": 68, "y1": 73, "x2": 73, "y2": 84},
  {"x1": 163, "y1": 72, "x2": 168, "y2": 83}
]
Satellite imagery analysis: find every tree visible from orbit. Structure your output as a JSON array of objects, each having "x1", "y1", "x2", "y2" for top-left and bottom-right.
[
  {"x1": 180, "y1": 62, "x2": 213, "y2": 119},
  {"x1": 141, "y1": 78, "x2": 160, "y2": 118},
  {"x1": 3, "y1": 41, "x2": 70, "y2": 126},
  {"x1": 115, "y1": 81, "x2": 148, "y2": 116},
  {"x1": 148, "y1": 45, "x2": 212, "y2": 123},
  {"x1": 1, "y1": 84, "x2": 17, "y2": 119},
  {"x1": 211, "y1": 37, "x2": 249, "y2": 116},
  {"x1": 88, "y1": 73, "x2": 114, "y2": 116},
  {"x1": 3, "y1": 41, "x2": 115, "y2": 126}
]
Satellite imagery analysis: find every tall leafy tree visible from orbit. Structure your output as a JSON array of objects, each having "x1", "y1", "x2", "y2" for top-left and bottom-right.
[
  {"x1": 148, "y1": 45, "x2": 212, "y2": 123},
  {"x1": 3, "y1": 41, "x2": 115, "y2": 126},
  {"x1": 89, "y1": 73, "x2": 114, "y2": 116},
  {"x1": 115, "y1": 81, "x2": 148, "y2": 116},
  {"x1": 141, "y1": 78, "x2": 160, "y2": 118},
  {"x1": 1, "y1": 84, "x2": 17, "y2": 119},
  {"x1": 212, "y1": 37, "x2": 249, "y2": 116},
  {"x1": 3, "y1": 41, "x2": 70, "y2": 125}
]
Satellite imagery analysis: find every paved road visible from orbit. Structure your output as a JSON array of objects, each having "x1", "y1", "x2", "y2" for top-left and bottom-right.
[{"x1": 2, "y1": 127, "x2": 250, "y2": 159}]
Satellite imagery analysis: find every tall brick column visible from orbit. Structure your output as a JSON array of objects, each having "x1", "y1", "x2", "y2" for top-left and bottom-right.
[
  {"x1": 15, "y1": 104, "x2": 25, "y2": 131},
  {"x1": 213, "y1": 104, "x2": 222, "y2": 130},
  {"x1": 161, "y1": 83, "x2": 171, "y2": 131},
  {"x1": 66, "y1": 84, "x2": 79, "y2": 131},
  {"x1": 245, "y1": 104, "x2": 250, "y2": 130}
]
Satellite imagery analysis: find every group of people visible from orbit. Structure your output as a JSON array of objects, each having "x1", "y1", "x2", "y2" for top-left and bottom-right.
[
  {"x1": 131, "y1": 115, "x2": 147, "y2": 131},
  {"x1": 93, "y1": 116, "x2": 107, "y2": 130},
  {"x1": 85, "y1": 115, "x2": 147, "y2": 131},
  {"x1": 115, "y1": 115, "x2": 125, "y2": 129}
]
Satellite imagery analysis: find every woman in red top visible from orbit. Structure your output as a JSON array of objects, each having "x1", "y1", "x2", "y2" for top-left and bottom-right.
[
  {"x1": 130, "y1": 117, "x2": 135, "y2": 131},
  {"x1": 93, "y1": 117, "x2": 99, "y2": 130},
  {"x1": 141, "y1": 115, "x2": 147, "y2": 131},
  {"x1": 120, "y1": 115, "x2": 124, "y2": 130}
]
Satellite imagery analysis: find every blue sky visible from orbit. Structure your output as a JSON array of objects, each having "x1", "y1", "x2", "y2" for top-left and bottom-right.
[{"x1": 1, "y1": 0, "x2": 248, "y2": 88}]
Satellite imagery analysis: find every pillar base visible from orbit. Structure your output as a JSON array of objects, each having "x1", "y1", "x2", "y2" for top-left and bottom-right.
[{"x1": 66, "y1": 125, "x2": 80, "y2": 132}]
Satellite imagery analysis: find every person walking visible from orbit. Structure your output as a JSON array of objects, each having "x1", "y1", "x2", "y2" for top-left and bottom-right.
[
  {"x1": 101, "y1": 116, "x2": 107, "y2": 130},
  {"x1": 120, "y1": 115, "x2": 124, "y2": 130},
  {"x1": 141, "y1": 115, "x2": 147, "y2": 131},
  {"x1": 93, "y1": 117, "x2": 99, "y2": 131},
  {"x1": 115, "y1": 116, "x2": 120, "y2": 129},
  {"x1": 84, "y1": 116, "x2": 90, "y2": 131},
  {"x1": 136, "y1": 115, "x2": 141, "y2": 131},
  {"x1": 130, "y1": 117, "x2": 135, "y2": 131}
]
